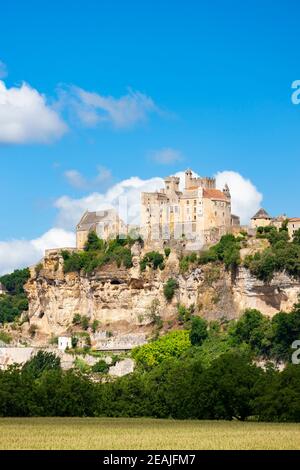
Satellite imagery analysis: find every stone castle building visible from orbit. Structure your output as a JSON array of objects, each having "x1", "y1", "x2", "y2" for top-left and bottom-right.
[
  {"x1": 75, "y1": 169, "x2": 240, "y2": 250},
  {"x1": 141, "y1": 169, "x2": 239, "y2": 247},
  {"x1": 76, "y1": 209, "x2": 128, "y2": 250}
]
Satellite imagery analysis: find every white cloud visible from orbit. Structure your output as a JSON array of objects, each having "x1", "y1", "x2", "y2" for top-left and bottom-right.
[
  {"x1": 151, "y1": 148, "x2": 183, "y2": 165},
  {"x1": 64, "y1": 166, "x2": 112, "y2": 189},
  {"x1": 55, "y1": 176, "x2": 164, "y2": 230},
  {"x1": 0, "y1": 228, "x2": 75, "y2": 275},
  {"x1": 61, "y1": 86, "x2": 159, "y2": 129},
  {"x1": 0, "y1": 80, "x2": 67, "y2": 144},
  {"x1": 215, "y1": 170, "x2": 263, "y2": 224},
  {"x1": 0, "y1": 61, "x2": 7, "y2": 79}
]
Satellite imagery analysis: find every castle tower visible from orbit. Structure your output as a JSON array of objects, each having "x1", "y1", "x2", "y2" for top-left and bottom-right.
[
  {"x1": 165, "y1": 176, "x2": 180, "y2": 193},
  {"x1": 185, "y1": 169, "x2": 193, "y2": 190},
  {"x1": 223, "y1": 183, "x2": 231, "y2": 198}
]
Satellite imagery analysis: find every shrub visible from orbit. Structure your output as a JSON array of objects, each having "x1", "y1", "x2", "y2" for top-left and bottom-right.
[
  {"x1": 35, "y1": 263, "x2": 43, "y2": 277},
  {"x1": 91, "y1": 320, "x2": 100, "y2": 333},
  {"x1": 190, "y1": 316, "x2": 208, "y2": 346},
  {"x1": 164, "y1": 247, "x2": 171, "y2": 258},
  {"x1": 80, "y1": 316, "x2": 90, "y2": 331},
  {"x1": 0, "y1": 331, "x2": 12, "y2": 344},
  {"x1": 72, "y1": 313, "x2": 82, "y2": 325},
  {"x1": 62, "y1": 234, "x2": 133, "y2": 274},
  {"x1": 92, "y1": 360, "x2": 109, "y2": 374},
  {"x1": 163, "y1": 278, "x2": 178, "y2": 302},
  {"x1": 177, "y1": 304, "x2": 194, "y2": 325},
  {"x1": 140, "y1": 252, "x2": 165, "y2": 271}
]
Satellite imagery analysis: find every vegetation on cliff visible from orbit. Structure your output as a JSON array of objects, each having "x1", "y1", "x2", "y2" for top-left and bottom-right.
[
  {"x1": 0, "y1": 268, "x2": 30, "y2": 324},
  {"x1": 62, "y1": 232, "x2": 136, "y2": 274},
  {"x1": 244, "y1": 227, "x2": 300, "y2": 281}
]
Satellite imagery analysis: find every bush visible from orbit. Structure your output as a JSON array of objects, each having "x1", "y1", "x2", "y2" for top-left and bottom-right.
[
  {"x1": 177, "y1": 304, "x2": 194, "y2": 325},
  {"x1": 140, "y1": 252, "x2": 165, "y2": 271},
  {"x1": 163, "y1": 278, "x2": 178, "y2": 302},
  {"x1": 81, "y1": 316, "x2": 90, "y2": 331},
  {"x1": 91, "y1": 320, "x2": 100, "y2": 333},
  {"x1": 62, "y1": 233, "x2": 133, "y2": 274},
  {"x1": 35, "y1": 263, "x2": 43, "y2": 276},
  {"x1": 72, "y1": 313, "x2": 82, "y2": 325},
  {"x1": 0, "y1": 331, "x2": 12, "y2": 344},
  {"x1": 190, "y1": 316, "x2": 208, "y2": 346},
  {"x1": 92, "y1": 360, "x2": 109, "y2": 374},
  {"x1": 164, "y1": 247, "x2": 171, "y2": 258}
]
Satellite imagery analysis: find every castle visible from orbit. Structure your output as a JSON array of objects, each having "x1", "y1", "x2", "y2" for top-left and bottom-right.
[
  {"x1": 141, "y1": 169, "x2": 239, "y2": 247},
  {"x1": 76, "y1": 169, "x2": 240, "y2": 250}
]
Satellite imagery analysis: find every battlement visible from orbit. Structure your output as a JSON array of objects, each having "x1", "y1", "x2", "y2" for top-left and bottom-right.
[{"x1": 185, "y1": 169, "x2": 216, "y2": 190}]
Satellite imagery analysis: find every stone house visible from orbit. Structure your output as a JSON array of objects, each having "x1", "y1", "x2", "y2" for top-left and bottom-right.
[
  {"x1": 251, "y1": 208, "x2": 272, "y2": 229},
  {"x1": 288, "y1": 218, "x2": 300, "y2": 239}
]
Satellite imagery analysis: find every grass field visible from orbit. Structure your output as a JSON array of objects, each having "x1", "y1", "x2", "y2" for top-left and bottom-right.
[{"x1": 0, "y1": 418, "x2": 300, "y2": 450}]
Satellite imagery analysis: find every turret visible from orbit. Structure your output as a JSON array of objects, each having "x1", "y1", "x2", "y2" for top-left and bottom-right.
[
  {"x1": 223, "y1": 183, "x2": 231, "y2": 198},
  {"x1": 185, "y1": 169, "x2": 193, "y2": 189},
  {"x1": 165, "y1": 176, "x2": 180, "y2": 193}
]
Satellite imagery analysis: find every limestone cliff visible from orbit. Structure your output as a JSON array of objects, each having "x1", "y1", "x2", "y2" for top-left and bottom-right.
[{"x1": 22, "y1": 247, "x2": 300, "y2": 345}]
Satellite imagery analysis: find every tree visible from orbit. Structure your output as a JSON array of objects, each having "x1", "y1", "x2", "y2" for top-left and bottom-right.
[
  {"x1": 23, "y1": 351, "x2": 61, "y2": 378},
  {"x1": 198, "y1": 352, "x2": 263, "y2": 421},
  {"x1": 190, "y1": 316, "x2": 208, "y2": 346},
  {"x1": 229, "y1": 309, "x2": 272, "y2": 357},
  {"x1": 84, "y1": 231, "x2": 104, "y2": 251}
]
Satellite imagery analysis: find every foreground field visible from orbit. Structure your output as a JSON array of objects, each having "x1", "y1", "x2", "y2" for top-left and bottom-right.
[{"x1": 0, "y1": 418, "x2": 299, "y2": 450}]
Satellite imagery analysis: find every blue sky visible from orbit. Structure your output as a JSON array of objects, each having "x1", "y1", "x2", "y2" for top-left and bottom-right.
[{"x1": 0, "y1": 0, "x2": 300, "y2": 272}]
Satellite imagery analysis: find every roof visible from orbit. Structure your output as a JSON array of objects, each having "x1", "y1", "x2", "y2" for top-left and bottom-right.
[
  {"x1": 251, "y1": 208, "x2": 272, "y2": 220},
  {"x1": 289, "y1": 218, "x2": 300, "y2": 222},
  {"x1": 77, "y1": 209, "x2": 120, "y2": 230},
  {"x1": 203, "y1": 189, "x2": 227, "y2": 201}
]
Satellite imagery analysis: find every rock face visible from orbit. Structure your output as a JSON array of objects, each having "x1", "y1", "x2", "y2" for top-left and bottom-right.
[
  {"x1": 232, "y1": 267, "x2": 300, "y2": 317},
  {"x1": 24, "y1": 249, "x2": 300, "y2": 341}
]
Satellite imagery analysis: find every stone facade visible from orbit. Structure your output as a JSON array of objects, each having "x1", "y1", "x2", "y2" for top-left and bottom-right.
[
  {"x1": 141, "y1": 169, "x2": 238, "y2": 248},
  {"x1": 76, "y1": 208, "x2": 128, "y2": 249},
  {"x1": 288, "y1": 218, "x2": 300, "y2": 238}
]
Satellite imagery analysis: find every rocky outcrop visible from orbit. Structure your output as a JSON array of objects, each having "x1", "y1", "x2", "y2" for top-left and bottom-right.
[
  {"x1": 232, "y1": 267, "x2": 300, "y2": 317},
  {"x1": 23, "y1": 249, "x2": 300, "y2": 342}
]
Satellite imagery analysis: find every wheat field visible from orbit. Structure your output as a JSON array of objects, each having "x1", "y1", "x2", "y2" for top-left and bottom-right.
[{"x1": 0, "y1": 418, "x2": 299, "y2": 450}]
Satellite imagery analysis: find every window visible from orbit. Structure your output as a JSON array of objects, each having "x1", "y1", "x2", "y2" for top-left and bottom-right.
[
  {"x1": 187, "y1": 200, "x2": 190, "y2": 204},
  {"x1": 194, "y1": 200, "x2": 197, "y2": 205},
  {"x1": 194, "y1": 216, "x2": 197, "y2": 221}
]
